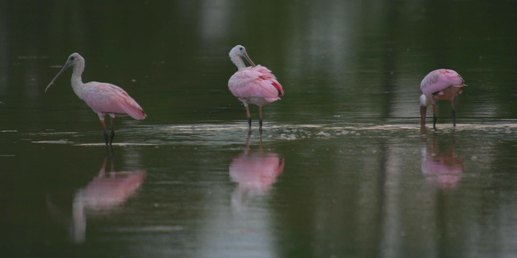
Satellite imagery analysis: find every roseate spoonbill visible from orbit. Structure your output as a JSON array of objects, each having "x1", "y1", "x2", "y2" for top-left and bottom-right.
[
  {"x1": 419, "y1": 69, "x2": 466, "y2": 130},
  {"x1": 45, "y1": 53, "x2": 146, "y2": 146},
  {"x1": 228, "y1": 45, "x2": 284, "y2": 130}
]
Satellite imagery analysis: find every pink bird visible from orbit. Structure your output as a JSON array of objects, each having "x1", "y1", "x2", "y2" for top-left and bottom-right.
[
  {"x1": 228, "y1": 45, "x2": 284, "y2": 130},
  {"x1": 419, "y1": 69, "x2": 466, "y2": 130},
  {"x1": 45, "y1": 53, "x2": 146, "y2": 146}
]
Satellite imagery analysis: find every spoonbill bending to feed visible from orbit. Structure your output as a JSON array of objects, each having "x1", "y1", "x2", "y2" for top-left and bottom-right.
[
  {"x1": 419, "y1": 69, "x2": 466, "y2": 130},
  {"x1": 228, "y1": 45, "x2": 284, "y2": 130},
  {"x1": 45, "y1": 53, "x2": 146, "y2": 146}
]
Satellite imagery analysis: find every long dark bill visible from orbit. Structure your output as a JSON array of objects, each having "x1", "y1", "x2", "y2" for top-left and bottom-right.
[
  {"x1": 241, "y1": 51, "x2": 256, "y2": 67},
  {"x1": 44, "y1": 61, "x2": 71, "y2": 93}
]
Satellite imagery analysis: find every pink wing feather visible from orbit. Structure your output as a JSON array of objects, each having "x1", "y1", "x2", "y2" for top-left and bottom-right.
[
  {"x1": 420, "y1": 69, "x2": 464, "y2": 95},
  {"x1": 81, "y1": 82, "x2": 146, "y2": 120},
  {"x1": 228, "y1": 65, "x2": 284, "y2": 103}
]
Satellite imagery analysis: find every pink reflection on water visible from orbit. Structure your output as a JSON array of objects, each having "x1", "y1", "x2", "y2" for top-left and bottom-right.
[
  {"x1": 421, "y1": 136, "x2": 464, "y2": 190},
  {"x1": 229, "y1": 134, "x2": 284, "y2": 208},
  {"x1": 47, "y1": 156, "x2": 145, "y2": 243}
]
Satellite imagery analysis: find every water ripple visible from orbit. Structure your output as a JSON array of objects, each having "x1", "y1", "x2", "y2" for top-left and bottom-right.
[{"x1": 28, "y1": 120, "x2": 517, "y2": 147}]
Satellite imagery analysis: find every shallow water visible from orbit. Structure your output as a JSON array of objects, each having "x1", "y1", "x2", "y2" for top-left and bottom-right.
[{"x1": 2, "y1": 1, "x2": 517, "y2": 258}]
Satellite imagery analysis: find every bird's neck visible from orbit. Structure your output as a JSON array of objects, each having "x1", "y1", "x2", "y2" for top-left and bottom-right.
[
  {"x1": 231, "y1": 55, "x2": 247, "y2": 69},
  {"x1": 70, "y1": 63, "x2": 85, "y2": 98}
]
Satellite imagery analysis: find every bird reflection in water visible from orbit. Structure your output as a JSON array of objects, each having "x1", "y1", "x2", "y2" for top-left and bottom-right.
[
  {"x1": 421, "y1": 135, "x2": 464, "y2": 190},
  {"x1": 47, "y1": 155, "x2": 145, "y2": 243},
  {"x1": 229, "y1": 133, "x2": 285, "y2": 209}
]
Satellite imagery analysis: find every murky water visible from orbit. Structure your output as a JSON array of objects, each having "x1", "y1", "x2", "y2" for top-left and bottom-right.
[{"x1": 2, "y1": 1, "x2": 517, "y2": 257}]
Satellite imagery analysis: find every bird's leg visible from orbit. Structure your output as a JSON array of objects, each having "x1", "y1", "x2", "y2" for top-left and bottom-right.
[
  {"x1": 259, "y1": 106, "x2": 263, "y2": 131},
  {"x1": 245, "y1": 104, "x2": 251, "y2": 128},
  {"x1": 452, "y1": 110, "x2": 456, "y2": 127},
  {"x1": 109, "y1": 116, "x2": 115, "y2": 146},
  {"x1": 420, "y1": 106, "x2": 427, "y2": 133},
  {"x1": 432, "y1": 104, "x2": 438, "y2": 130},
  {"x1": 99, "y1": 118, "x2": 109, "y2": 146},
  {"x1": 451, "y1": 99, "x2": 456, "y2": 127}
]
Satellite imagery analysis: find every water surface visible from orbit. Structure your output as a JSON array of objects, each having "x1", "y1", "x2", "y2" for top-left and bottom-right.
[{"x1": 1, "y1": 1, "x2": 517, "y2": 257}]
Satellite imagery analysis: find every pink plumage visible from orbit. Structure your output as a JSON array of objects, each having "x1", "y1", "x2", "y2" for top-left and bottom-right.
[
  {"x1": 81, "y1": 82, "x2": 146, "y2": 120},
  {"x1": 228, "y1": 65, "x2": 284, "y2": 105},
  {"x1": 420, "y1": 69, "x2": 464, "y2": 96}
]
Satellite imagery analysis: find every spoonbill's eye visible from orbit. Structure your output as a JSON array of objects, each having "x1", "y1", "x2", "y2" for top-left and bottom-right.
[
  {"x1": 239, "y1": 47, "x2": 243, "y2": 51},
  {"x1": 70, "y1": 56, "x2": 75, "y2": 61}
]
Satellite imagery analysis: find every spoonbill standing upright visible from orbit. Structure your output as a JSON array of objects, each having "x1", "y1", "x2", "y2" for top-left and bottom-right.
[
  {"x1": 45, "y1": 53, "x2": 146, "y2": 146},
  {"x1": 228, "y1": 45, "x2": 284, "y2": 130},
  {"x1": 419, "y1": 69, "x2": 466, "y2": 130}
]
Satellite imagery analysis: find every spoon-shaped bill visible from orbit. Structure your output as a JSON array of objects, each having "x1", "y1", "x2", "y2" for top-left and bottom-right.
[
  {"x1": 242, "y1": 51, "x2": 256, "y2": 67},
  {"x1": 45, "y1": 61, "x2": 71, "y2": 93}
]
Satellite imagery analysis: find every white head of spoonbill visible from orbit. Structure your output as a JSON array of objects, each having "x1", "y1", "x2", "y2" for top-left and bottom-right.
[
  {"x1": 45, "y1": 52, "x2": 85, "y2": 93},
  {"x1": 229, "y1": 45, "x2": 256, "y2": 69},
  {"x1": 419, "y1": 94, "x2": 431, "y2": 107}
]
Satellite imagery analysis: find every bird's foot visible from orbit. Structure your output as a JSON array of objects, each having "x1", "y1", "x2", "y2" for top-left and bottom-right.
[
  {"x1": 452, "y1": 110, "x2": 456, "y2": 127},
  {"x1": 109, "y1": 130, "x2": 115, "y2": 146},
  {"x1": 104, "y1": 131, "x2": 110, "y2": 146}
]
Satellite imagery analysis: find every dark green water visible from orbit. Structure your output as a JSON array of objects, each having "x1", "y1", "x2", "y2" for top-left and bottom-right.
[{"x1": 1, "y1": 1, "x2": 517, "y2": 257}]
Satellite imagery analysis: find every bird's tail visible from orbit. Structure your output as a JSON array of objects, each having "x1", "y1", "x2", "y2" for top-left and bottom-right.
[
  {"x1": 126, "y1": 106, "x2": 147, "y2": 120},
  {"x1": 121, "y1": 98, "x2": 147, "y2": 120}
]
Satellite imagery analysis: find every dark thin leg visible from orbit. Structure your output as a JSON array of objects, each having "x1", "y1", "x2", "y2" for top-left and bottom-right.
[
  {"x1": 452, "y1": 110, "x2": 456, "y2": 127},
  {"x1": 109, "y1": 116, "x2": 115, "y2": 146},
  {"x1": 100, "y1": 119, "x2": 109, "y2": 146},
  {"x1": 259, "y1": 106, "x2": 263, "y2": 130},
  {"x1": 104, "y1": 131, "x2": 109, "y2": 146},
  {"x1": 432, "y1": 104, "x2": 437, "y2": 130},
  {"x1": 451, "y1": 100, "x2": 456, "y2": 127},
  {"x1": 245, "y1": 105, "x2": 251, "y2": 128}
]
